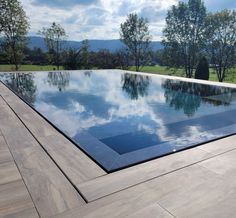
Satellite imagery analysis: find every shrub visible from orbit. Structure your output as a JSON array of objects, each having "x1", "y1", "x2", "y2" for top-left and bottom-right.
[{"x1": 195, "y1": 57, "x2": 209, "y2": 80}]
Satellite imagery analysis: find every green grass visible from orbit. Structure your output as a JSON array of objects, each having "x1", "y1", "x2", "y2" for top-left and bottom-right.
[
  {"x1": 0, "y1": 64, "x2": 64, "y2": 71},
  {"x1": 129, "y1": 66, "x2": 185, "y2": 77},
  {"x1": 129, "y1": 66, "x2": 236, "y2": 84}
]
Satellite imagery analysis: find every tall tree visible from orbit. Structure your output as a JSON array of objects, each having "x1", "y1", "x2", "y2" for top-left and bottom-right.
[
  {"x1": 163, "y1": 0, "x2": 207, "y2": 78},
  {"x1": 206, "y1": 10, "x2": 236, "y2": 82},
  {"x1": 38, "y1": 22, "x2": 67, "y2": 70},
  {"x1": 79, "y1": 40, "x2": 90, "y2": 69},
  {"x1": 0, "y1": 0, "x2": 29, "y2": 70},
  {"x1": 120, "y1": 13, "x2": 151, "y2": 72}
]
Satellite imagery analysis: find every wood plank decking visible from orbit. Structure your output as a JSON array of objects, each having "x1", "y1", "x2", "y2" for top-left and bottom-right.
[{"x1": 1, "y1": 79, "x2": 236, "y2": 218}]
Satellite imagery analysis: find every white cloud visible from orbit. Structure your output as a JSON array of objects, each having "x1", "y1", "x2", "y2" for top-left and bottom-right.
[
  {"x1": 19, "y1": 0, "x2": 177, "y2": 40},
  {"x1": 20, "y1": 0, "x2": 235, "y2": 41}
]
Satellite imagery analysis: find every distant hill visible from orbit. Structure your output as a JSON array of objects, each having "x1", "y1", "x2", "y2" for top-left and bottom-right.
[{"x1": 27, "y1": 36, "x2": 163, "y2": 52}]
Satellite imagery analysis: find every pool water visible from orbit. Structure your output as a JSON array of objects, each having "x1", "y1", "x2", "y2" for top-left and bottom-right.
[{"x1": 1, "y1": 70, "x2": 236, "y2": 172}]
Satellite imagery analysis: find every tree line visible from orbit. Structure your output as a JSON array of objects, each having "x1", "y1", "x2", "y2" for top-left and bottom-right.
[
  {"x1": 0, "y1": 0, "x2": 235, "y2": 82},
  {"x1": 162, "y1": 1, "x2": 236, "y2": 82}
]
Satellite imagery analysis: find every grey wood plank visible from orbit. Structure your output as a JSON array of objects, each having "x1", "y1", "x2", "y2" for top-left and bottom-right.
[
  {"x1": 156, "y1": 168, "x2": 236, "y2": 218},
  {"x1": 53, "y1": 164, "x2": 219, "y2": 218},
  {"x1": 76, "y1": 133, "x2": 236, "y2": 202},
  {"x1": 198, "y1": 149, "x2": 236, "y2": 175},
  {"x1": 0, "y1": 180, "x2": 39, "y2": 218},
  {"x1": 0, "y1": 162, "x2": 21, "y2": 186},
  {"x1": 0, "y1": 102, "x2": 39, "y2": 151},
  {"x1": 0, "y1": 97, "x2": 85, "y2": 218},
  {"x1": 0, "y1": 136, "x2": 39, "y2": 218},
  {"x1": 77, "y1": 147, "x2": 212, "y2": 202},
  {"x1": 12, "y1": 146, "x2": 85, "y2": 218},
  {"x1": 0, "y1": 136, "x2": 6, "y2": 150},
  {"x1": 0, "y1": 83, "x2": 106, "y2": 183},
  {"x1": 37, "y1": 134, "x2": 106, "y2": 184},
  {"x1": 0, "y1": 136, "x2": 13, "y2": 164},
  {"x1": 125, "y1": 204, "x2": 174, "y2": 218},
  {"x1": 198, "y1": 135, "x2": 236, "y2": 155},
  {"x1": 0, "y1": 149, "x2": 12, "y2": 165}
]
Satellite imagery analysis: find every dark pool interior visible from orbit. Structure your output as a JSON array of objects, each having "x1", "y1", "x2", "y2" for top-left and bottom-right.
[{"x1": 1, "y1": 70, "x2": 236, "y2": 172}]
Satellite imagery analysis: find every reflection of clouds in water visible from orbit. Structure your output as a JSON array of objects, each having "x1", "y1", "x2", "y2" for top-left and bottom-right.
[
  {"x1": 35, "y1": 73, "x2": 59, "y2": 94},
  {"x1": 138, "y1": 124, "x2": 155, "y2": 134},
  {"x1": 71, "y1": 101, "x2": 85, "y2": 113},
  {"x1": 36, "y1": 102, "x2": 112, "y2": 137},
  {"x1": 34, "y1": 70, "x2": 210, "y2": 143},
  {"x1": 173, "y1": 126, "x2": 217, "y2": 147}
]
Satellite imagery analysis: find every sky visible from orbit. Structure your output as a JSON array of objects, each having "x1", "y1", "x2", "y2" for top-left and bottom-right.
[{"x1": 20, "y1": 0, "x2": 236, "y2": 41}]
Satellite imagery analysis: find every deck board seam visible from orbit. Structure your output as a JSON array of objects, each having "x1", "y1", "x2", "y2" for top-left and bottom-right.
[
  {"x1": 0, "y1": 95, "x2": 89, "y2": 205},
  {"x1": 156, "y1": 202, "x2": 176, "y2": 218},
  {"x1": 84, "y1": 146, "x2": 236, "y2": 202},
  {"x1": 0, "y1": 121, "x2": 41, "y2": 218}
]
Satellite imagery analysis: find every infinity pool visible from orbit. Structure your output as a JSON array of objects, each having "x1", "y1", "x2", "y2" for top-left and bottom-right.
[{"x1": 1, "y1": 70, "x2": 236, "y2": 172}]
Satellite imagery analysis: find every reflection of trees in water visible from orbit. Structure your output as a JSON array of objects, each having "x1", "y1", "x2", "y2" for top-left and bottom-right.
[
  {"x1": 47, "y1": 71, "x2": 70, "y2": 91},
  {"x1": 162, "y1": 80, "x2": 235, "y2": 117},
  {"x1": 84, "y1": 71, "x2": 92, "y2": 77},
  {"x1": 164, "y1": 88, "x2": 201, "y2": 117},
  {"x1": 122, "y1": 73, "x2": 151, "y2": 100},
  {"x1": 4, "y1": 73, "x2": 37, "y2": 106}
]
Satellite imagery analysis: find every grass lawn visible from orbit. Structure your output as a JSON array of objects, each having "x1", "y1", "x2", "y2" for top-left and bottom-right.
[
  {"x1": 0, "y1": 64, "x2": 64, "y2": 71},
  {"x1": 129, "y1": 66, "x2": 186, "y2": 77}
]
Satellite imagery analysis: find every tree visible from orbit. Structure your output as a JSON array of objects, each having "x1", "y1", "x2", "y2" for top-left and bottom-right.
[
  {"x1": 163, "y1": 0, "x2": 207, "y2": 78},
  {"x1": 79, "y1": 40, "x2": 90, "y2": 69},
  {"x1": 23, "y1": 47, "x2": 48, "y2": 65},
  {"x1": 114, "y1": 48, "x2": 130, "y2": 70},
  {"x1": 63, "y1": 40, "x2": 90, "y2": 70},
  {"x1": 0, "y1": 0, "x2": 29, "y2": 70},
  {"x1": 91, "y1": 49, "x2": 116, "y2": 69},
  {"x1": 159, "y1": 46, "x2": 184, "y2": 68},
  {"x1": 206, "y1": 10, "x2": 236, "y2": 82},
  {"x1": 38, "y1": 22, "x2": 67, "y2": 70},
  {"x1": 120, "y1": 13, "x2": 152, "y2": 72},
  {"x1": 62, "y1": 48, "x2": 80, "y2": 70},
  {"x1": 195, "y1": 57, "x2": 209, "y2": 80}
]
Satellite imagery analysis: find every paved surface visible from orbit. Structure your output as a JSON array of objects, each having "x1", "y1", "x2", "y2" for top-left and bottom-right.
[{"x1": 1, "y1": 79, "x2": 236, "y2": 218}]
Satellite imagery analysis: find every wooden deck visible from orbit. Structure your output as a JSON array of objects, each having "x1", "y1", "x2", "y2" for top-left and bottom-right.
[{"x1": 1, "y1": 79, "x2": 236, "y2": 218}]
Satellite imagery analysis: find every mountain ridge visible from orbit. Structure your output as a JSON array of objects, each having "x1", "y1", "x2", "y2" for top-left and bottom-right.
[{"x1": 27, "y1": 36, "x2": 163, "y2": 52}]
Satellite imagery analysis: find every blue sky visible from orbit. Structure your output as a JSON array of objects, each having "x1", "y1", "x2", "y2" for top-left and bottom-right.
[{"x1": 20, "y1": 0, "x2": 236, "y2": 41}]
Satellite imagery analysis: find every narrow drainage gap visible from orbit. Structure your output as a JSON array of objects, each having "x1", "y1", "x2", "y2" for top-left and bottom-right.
[{"x1": 0, "y1": 95, "x2": 89, "y2": 204}]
